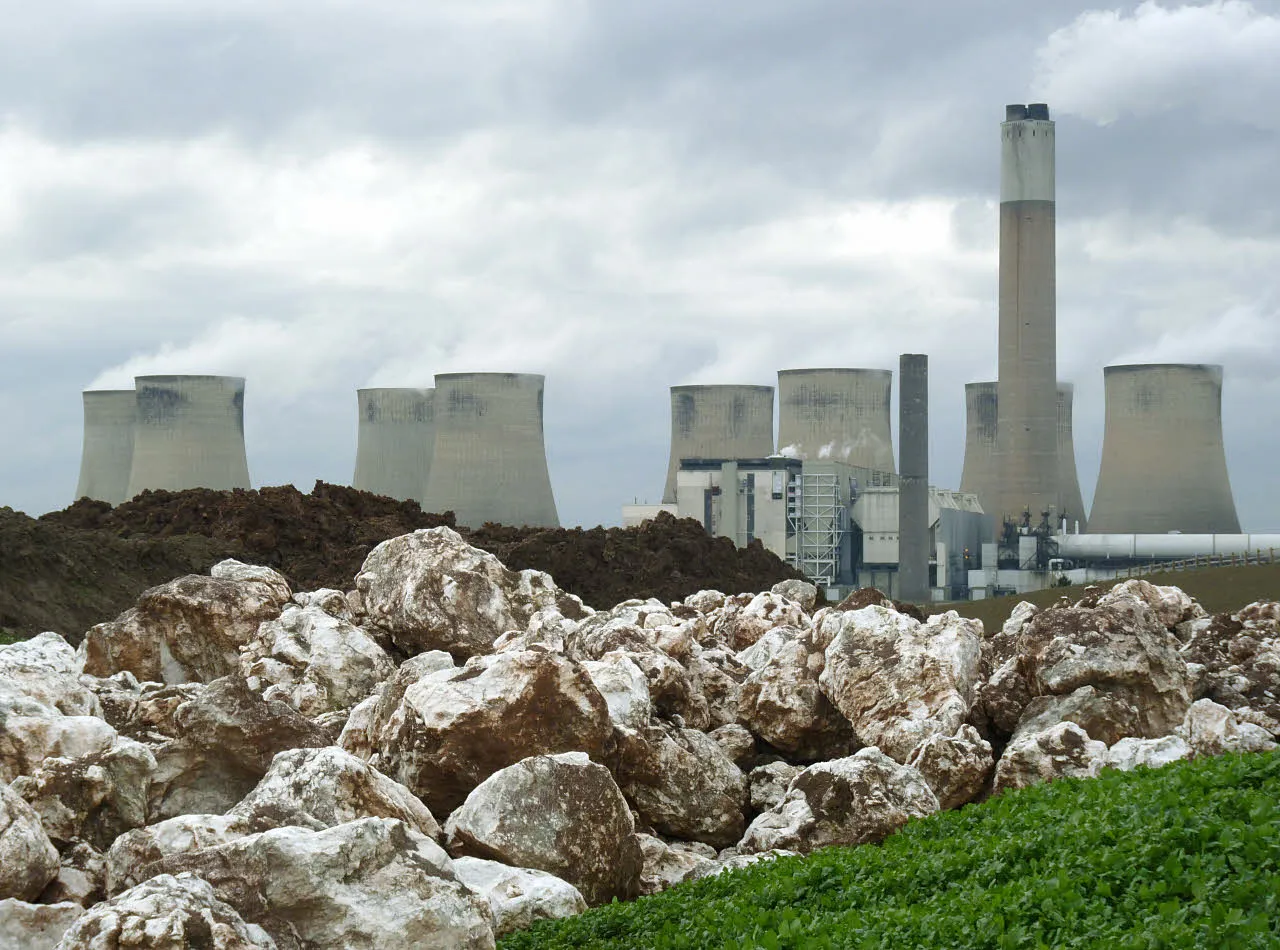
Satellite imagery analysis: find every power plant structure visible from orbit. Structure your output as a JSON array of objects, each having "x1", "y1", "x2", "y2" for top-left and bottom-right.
[
  {"x1": 1088, "y1": 364, "x2": 1240, "y2": 534},
  {"x1": 125, "y1": 375, "x2": 252, "y2": 498},
  {"x1": 75, "y1": 390, "x2": 137, "y2": 505},
  {"x1": 959, "y1": 381, "x2": 998, "y2": 519},
  {"x1": 421, "y1": 372, "x2": 559, "y2": 529},
  {"x1": 1056, "y1": 383, "x2": 1087, "y2": 532},
  {"x1": 662, "y1": 385, "x2": 775, "y2": 504},
  {"x1": 897, "y1": 355, "x2": 930, "y2": 603},
  {"x1": 352, "y1": 387, "x2": 435, "y2": 504},
  {"x1": 776, "y1": 368, "x2": 895, "y2": 473},
  {"x1": 994, "y1": 102, "x2": 1059, "y2": 524}
]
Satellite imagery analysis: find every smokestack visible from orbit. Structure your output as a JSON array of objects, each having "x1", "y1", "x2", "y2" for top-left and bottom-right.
[
  {"x1": 421, "y1": 372, "x2": 559, "y2": 528},
  {"x1": 994, "y1": 102, "x2": 1058, "y2": 522},
  {"x1": 662, "y1": 385, "x2": 774, "y2": 504},
  {"x1": 352, "y1": 388, "x2": 435, "y2": 503},
  {"x1": 75, "y1": 390, "x2": 136, "y2": 505},
  {"x1": 776, "y1": 368, "x2": 895, "y2": 472},
  {"x1": 959, "y1": 381, "x2": 998, "y2": 517},
  {"x1": 125, "y1": 375, "x2": 251, "y2": 498},
  {"x1": 1089, "y1": 364, "x2": 1240, "y2": 534},
  {"x1": 898, "y1": 355, "x2": 929, "y2": 602},
  {"x1": 1056, "y1": 383, "x2": 1088, "y2": 531}
]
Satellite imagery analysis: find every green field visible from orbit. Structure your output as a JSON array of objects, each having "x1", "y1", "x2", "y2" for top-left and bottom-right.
[
  {"x1": 501, "y1": 751, "x2": 1280, "y2": 949},
  {"x1": 933, "y1": 562, "x2": 1280, "y2": 634}
]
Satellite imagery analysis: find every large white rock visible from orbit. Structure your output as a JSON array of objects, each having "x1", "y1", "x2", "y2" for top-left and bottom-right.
[
  {"x1": 229, "y1": 746, "x2": 439, "y2": 840},
  {"x1": 0, "y1": 632, "x2": 98, "y2": 716},
  {"x1": 444, "y1": 752, "x2": 643, "y2": 907},
  {"x1": 739, "y1": 748, "x2": 939, "y2": 854},
  {"x1": 904, "y1": 725, "x2": 994, "y2": 810},
  {"x1": 0, "y1": 690, "x2": 118, "y2": 784},
  {"x1": 1099, "y1": 580, "x2": 1205, "y2": 630},
  {"x1": 738, "y1": 637, "x2": 854, "y2": 760},
  {"x1": 0, "y1": 899, "x2": 84, "y2": 950},
  {"x1": 452, "y1": 857, "x2": 586, "y2": 937},
  {"x1": 819, "y1": 607, "x2": 982, "y2": 763},
  {"x1": 145, "y1": 819, "x2": 494, "y2": 950},
  {"x1": 992, "y1": 722, "x2": 1109, "y2": 793},
  {"x1": 635, "y1": 834, "x2": 717, "y2": 896},
  {"x1": 715, "y1": 592, "x2": 809, "y2": 651},
  {"x1": 106, "y1": 814, "x2": 249, "y2": 896},
  {"x1": 355, "y1": 526, "x2": 586, "y2": 658},
  {"x1": 1106, "y1": 735, "x2": 1193, "y2": 772},
  {"x1": 581, "y1": 652, "x2": 652, "y2": 730},
  {"x1": 56, "y1": 872, "x2": 277, "y2": 949},
  {"x1": 0, "y1": 783, "x2": 60, "y2": 901},
  {"x1": 240, "y1": 605, "x2": 394, "y2": 716},
  {"x1": 747, "y1": 761, "x2": 801, "y2": 814},
  {"x1": 1179, "y1": 699, "x2": 1278, "y2": 756}
]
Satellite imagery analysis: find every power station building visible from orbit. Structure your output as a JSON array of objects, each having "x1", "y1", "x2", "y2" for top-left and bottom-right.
[
  {"x1": 662, "y1": 385, "x2": 774, "y2": 504},
  {"x1": 75, "y1": 390, "x2": 137, "y2": 506},
  {"x1": 421, "y1": 372, "x2": 559, "y2": 529},
  {"x1": 125, "y1": 375, "x2": 252, "y2": 497},
  {"x1": 776, "y1": 368, "x2": 895, "y2": 472},
  {"x1": 352, "y1": 387, "x2": 435, "y2": 504}
]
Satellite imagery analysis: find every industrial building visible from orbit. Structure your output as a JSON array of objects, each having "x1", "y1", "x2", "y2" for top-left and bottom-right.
[
  {"x1": 662, "y1": 385, "x2": 774, "y2": 504},
  {"x1": 352, "y1": 387, "x2": 435, "y2": 504},
  {"x1": 1088, "y1": 364, "x2": 1240, "y2": 534},
  {"x1": 776, "y1": 368, "x2": 895, "y2": 472},
  {"x1": 75, "y1": 390, "x2": 136, "y2": 506},
  {"x1": 421, "y1": 372, "x2": 559, "y2": 529},
  {"x1": 125, "y1": 375, "x2": 252, "y2": 497}
]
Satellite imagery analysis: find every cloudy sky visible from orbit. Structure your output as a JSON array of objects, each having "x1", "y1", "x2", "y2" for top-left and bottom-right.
[{"x1": 2, "y1": 0, "x2": 1278, "y2": 530}]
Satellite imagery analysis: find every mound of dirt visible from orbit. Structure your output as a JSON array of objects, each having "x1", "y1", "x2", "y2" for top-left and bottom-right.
[{"x1": 6, "y1": 483, "x2": 804, "y2": 641}]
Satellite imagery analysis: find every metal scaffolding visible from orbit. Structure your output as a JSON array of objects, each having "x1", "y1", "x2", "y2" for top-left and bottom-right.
[{"x1": 788, "y1": 471, "x2": 846, "y2": 586}]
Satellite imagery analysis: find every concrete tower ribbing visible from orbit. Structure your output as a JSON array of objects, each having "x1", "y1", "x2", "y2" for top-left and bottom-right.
[
  {"x1": 776, "y1": 368, "x2": 895, "y2": 472},
  {"x1": 959, "y1": 381, "x2": 999, "y2": 518},
  {"x1": 352, "y1": 388, "x2": 435, "y2": 503},
  {"x1": 1056, "y1": 383, "x2": 1088, "y2": 531},
  {"x1": 125, "y1": 376, "x2": 251, "y2": 498},
  {"x1": 995, "y1": 102, "x2": 1058, "y2": 522},
  {"x1": 421, "y1": 372, "x2": 559, "y2": 528},
  {"x1": 1089, "y1": 364, "x2": 1240, "y2": 534},
  {"x1": 662, "y1": 385, "x2": 775, "y2": 504},
  {"x1": 898, "y1": 355, "x2": 929, "y2": 603},
  {"x1": 75, "y1": 390, "x2": 136, "y2": 505}
]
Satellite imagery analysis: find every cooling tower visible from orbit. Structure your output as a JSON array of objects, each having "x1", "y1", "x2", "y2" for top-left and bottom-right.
[
  {"x1": 75, "y1": 390, "x2": 136, "y2": 505},
  {"x1": 352, "y1": 388, "x2": 435, "y2": 503},
  {"x1": 776, "y1": 368, "x2": 895, "y2": 473},
  {"x1": 662, "y1": 384, "x2": 775, "y2": 504},
  {"x1": 125, "y1": 375, "x2": 251, "y2": 498},
  {"x1": 959, "y1": 381, "x2": 998, "y2": 517},
  {"x1": 898, "y1": 355, "x2": 929, "y2": 602},
  {"x1": 1056, "y1": 383, "x2": 1088, "y2": 531},
  {"x1": 994, "y1": 102, "x2": 1059, "y2": 522},
  {"x1": 1088, "y1": 364, "x2": 1240, "y2": 534},
  {"x1": 421, "y1": 372, "x2": 559, "y2": 528}
]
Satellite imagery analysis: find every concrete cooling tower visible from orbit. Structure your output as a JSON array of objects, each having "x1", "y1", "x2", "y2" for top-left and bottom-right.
[
  {"x1": 1057, "y1": 383, "x2": 1088, "y2": 531},
  {"x1": 662, "y1": 385, "x2": 775, "y2": 504},
  {"x1": 421, "y1": 372, "x2": 559, "y2": 528},
  {"x1": 75, "y1": 390, "x2": 136, "y2": 506},
  {"x1": 1089, "y1": 364, "x2": 1240, "y2": 534},
  {"x1": 352, "y1": 388, "x2": 435, "y2": 503},
  {"x1": 959, "y1": 381, "x2": 998, "y2": 517},
  {"x1": 125, "y1": 375, "x2": 252, "y2": 498},
  {"x1": 776, "y1": 368, "x2": 895, "y2": 473},
  {"x1": 898, "y1": 355, "x2": 929, "y2": 603},
  {"x1": 995, "y1": 102, "x2": 1059, "y2": 522}
]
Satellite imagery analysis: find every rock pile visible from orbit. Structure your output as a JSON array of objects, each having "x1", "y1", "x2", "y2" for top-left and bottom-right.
[{"x1": 2, "y1": 539, "x2": 1278, "y2": 947}]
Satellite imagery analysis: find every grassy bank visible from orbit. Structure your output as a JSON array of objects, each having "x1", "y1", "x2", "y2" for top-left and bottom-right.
[{"x1": 501, "y1": 750, "x2": 1280, "y2": 949}]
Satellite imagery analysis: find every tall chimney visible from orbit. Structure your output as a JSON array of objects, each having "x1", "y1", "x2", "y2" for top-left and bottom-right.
[
  {"x1": 898, "y1": 354, "x2": 929, "y2": 603},
  {"x1": 994, "y1": 103, "x2": 1058, "y2": 523}
]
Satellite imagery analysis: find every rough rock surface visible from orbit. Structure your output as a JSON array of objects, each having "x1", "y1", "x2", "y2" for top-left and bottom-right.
[
  {"x1": 1099, "y1": 579, "x2": 1206, "y2": 630},
  {"x1": 0, "y1": 899, "x2": 84, "y2": 950},
  {"x1": 0, "y1": 690, "x2": 118, "y2": 785},
  {"x1": 708, "y1": 723, "x2": 756, "y2": 768},
  {"x1": 106, "y1": 814, "x2": 249, "y2": 896},
  {"x1": 771, "y1": 579, "x2": 818, "y2": 613},
  {"x1": 819, "y1": 607, "x2": 982, "y2": 762},
  {"x1": 452, "y1": 857, "x2": 586, "y2": 937},
  {"x1": 1107, "y1": 735, "x2": 1193, "y2": 772},
  {"x1": 444, "y1": 752, "x2": 642, "y2": 906},
  {"x1": 356, "y1": 527, "x2": 587, "y2": 658},
  {"x1": 581, "y1": 652, "x2": 651, "y2": 730},
  {"x1": 42, "y1": 840, "x2": 108, "y2": 906},
  {"x1": 636, "y1": 834, "x2": 717, "y2": 895},
  {"x1": 239, "y1": 605, "x2": 394, "y2": 715},
  {"x1": 361, "y1": 650, "x2": 613, "y2": 817},
  {"x1": 739, "y1": 748, "x2": 939, "y2": 854},
  {"x1": 1010, "y1": 685, "x2": 1143, "y2": 747},
  {"x1": 739, "y1": 637, "x2": 854, "y2": 759},
  {"x1": 747, "y1": 761, "x2": 801, "y2": 814},
  {"x1": 1179, "y1": 699, "x2": 1278, "y2": 757},
  {"x1": 56, "y1": 873, "x2": 277, "y2": 949},
  {"x1": 1179, "y1": 607, "x2": 1280, "y2": 730},
  {"x1": 148, "y1": 819, "x2": 494, "y2": 950},
  {"x1": 609, "y1": 725, "x2": 746, "y2": 847},
  {"x1": 228, "y1": 746, "x2": 439, "y2": 840},
  {"x1": 904, "y1": 725, "x2": 994, "y2": 810},
  {"x1": 0, "y1": 783, "x2": 60, "y2": 900},
  {"x1": 993, "y1": 722, "x2": 1109, "y2": 794},
  {"x1": 0, "y1": 632, "x2": 100, "y2": 716},
  {"x1": 715, "y1": 592, "x2": 809, "y2": 651}
]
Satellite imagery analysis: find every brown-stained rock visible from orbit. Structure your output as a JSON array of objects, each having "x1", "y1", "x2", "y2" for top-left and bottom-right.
[
  {"x1": 38, "y1": 840, "x2": 106, "y2": 907},
  {"x1": 105, "y1": 814, "x2": 249, "y2": 896},
  {"x1": 444, "y1": 752, "x2": 643, "y2": 907},
  {"x1": 904, "y1": 725, "x2": 994, "y2": 810},
  {"x1": 635, "y1": 834, "x2": 717, "y2": 896},
  {"x1": 992, "y1": 721, "x2": 1108, "y2": 794},
  {"x1": 0, "y1": 783, "x2": 60, "y2": 901},
  {"x1": 1010, "y1": 685, "x2": 1142, "y2": 747},
  {"x1": 747, "y1": 761, "x2": 801, "y2": 814},
  {"x1": 738, "y1": 637, "x2": 855, "y2": 760}
]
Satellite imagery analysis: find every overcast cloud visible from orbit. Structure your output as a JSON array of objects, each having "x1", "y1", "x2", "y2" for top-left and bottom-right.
[{"x1": 1, "y1": 0, "x2": 1278, "y2": 530}]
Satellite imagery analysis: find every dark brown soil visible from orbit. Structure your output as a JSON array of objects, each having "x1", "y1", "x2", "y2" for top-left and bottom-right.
[{"x1": 4, "y1": 483, "x2": 803, "y2": 642}]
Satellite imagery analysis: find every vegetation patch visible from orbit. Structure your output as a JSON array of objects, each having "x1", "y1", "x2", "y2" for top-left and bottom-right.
[{"x1": 501, "y1": 751, "x2": 1280, "y2": 949}]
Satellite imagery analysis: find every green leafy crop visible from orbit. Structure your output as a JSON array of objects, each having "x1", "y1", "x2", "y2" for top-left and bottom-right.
[{"x1": 500, "y1": 751, "x2": 1280, "y2": 949}]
